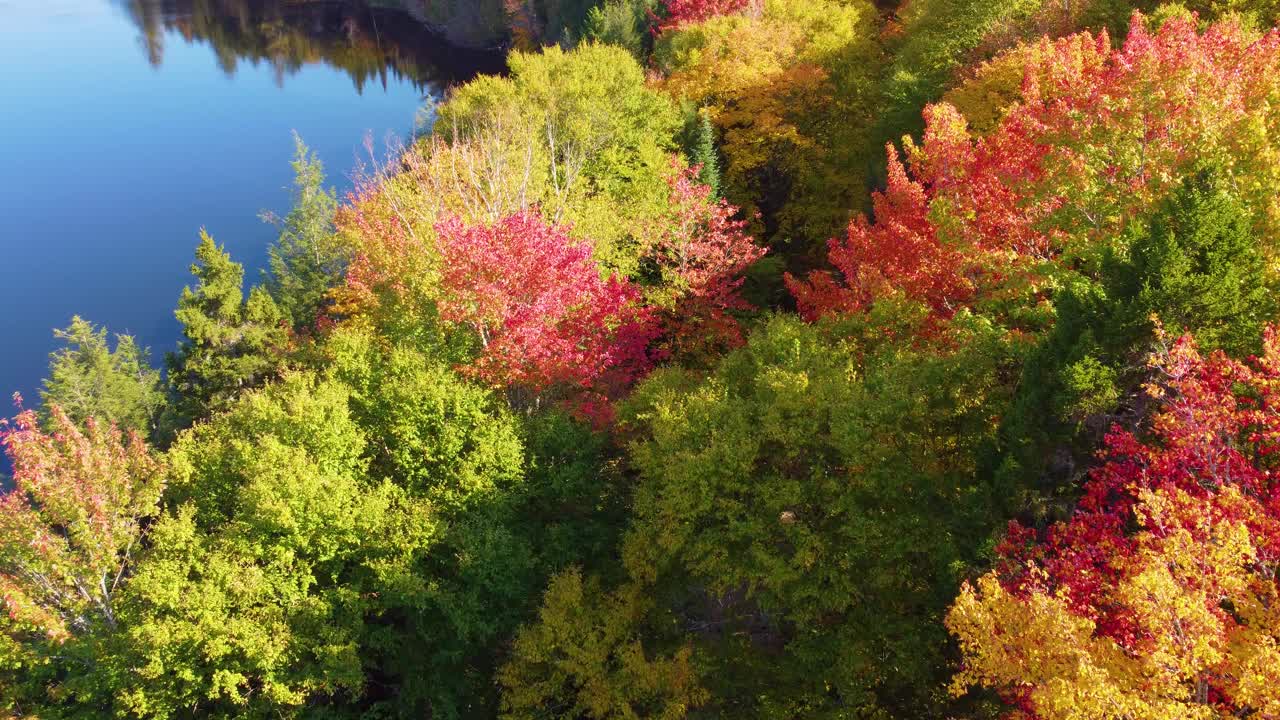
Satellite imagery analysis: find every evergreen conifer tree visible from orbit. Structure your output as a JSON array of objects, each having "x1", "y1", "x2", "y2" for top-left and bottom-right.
[
  {"x1": 995, "y1": 170, "x2": 1276, "y2": 509},
  {"x1": 263, "y1": 134, "x2": 343, "y2": 330},
  {"x1": 685, "y1": 107, "x2": 721, "y2": 198},
  {"x1": 40, "y1": 316, "x2": 163, "y2": 434},
  {"x1": 163, "y1": 231, "x2": 287, "y2": 435}
]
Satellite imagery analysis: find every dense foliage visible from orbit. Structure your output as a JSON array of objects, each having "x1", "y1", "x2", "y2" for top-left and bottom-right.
[
  {"x1": 950, "y1": 328, "x2": 1280, "y2": 718},
  {"x1": 654, "y1": 0, "x2": 882, "y2": 251},
  {"x1": 12, "y1": 2, "x2": 1280, "y2": 718},
  {"x1": 40, "y1": 316, "x2": 162, "y2": 435}
]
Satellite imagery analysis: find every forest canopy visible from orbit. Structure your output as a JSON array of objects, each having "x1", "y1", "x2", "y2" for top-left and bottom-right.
[{"x1": 9, "y1": 1, "x2": 1280, "y2": 719}]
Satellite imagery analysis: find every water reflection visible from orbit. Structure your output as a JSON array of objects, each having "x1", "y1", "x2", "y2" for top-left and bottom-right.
[{"x1": 116, "y1": 0, "x2": 507, "y2": 93}]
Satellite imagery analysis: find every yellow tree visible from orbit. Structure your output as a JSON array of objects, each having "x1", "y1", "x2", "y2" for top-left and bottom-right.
[
  {"x1": 653, "y1": 0, "x2": 882, "y2": 248},
  {"x1": 948, "y1": 330, "x2": 1280, "y2": 718}
]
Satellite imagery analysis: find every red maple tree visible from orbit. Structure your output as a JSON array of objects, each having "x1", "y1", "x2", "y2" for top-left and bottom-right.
[
  {"x1": 648, "y1": 166, "x2": 766, "y2": 360},
  {"x1": 436, "y1": 211, "x2": 654, "y2": 395},
  {"x1": 949, "y1": 327, "x2": 1280, "y2": 718},
  {"x1": 657, "y1": 0, "x2": 754, "y2": 32},
  {"x1": 790, "y1": 13, "x2": 1280, "y2": 324},
  {"x1": 0, "y1": 401, "x2": 164, "y2": 642},
  {"x1": 787, "y1": 144, "x2": 975, "y2": 321}
]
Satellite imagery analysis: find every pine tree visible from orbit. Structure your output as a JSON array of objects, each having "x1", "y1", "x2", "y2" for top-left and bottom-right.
[
  {"x1": 263, "y1": 133, "x2": 343, "y2": 330},
  {"x1": 995, "y1": 170, "x2": 1277, "y2": 511},
  {"x1": 1114, "y1": 170, "x2": 1273, "y2": 357},
  {"x1": 681, "y1": 107, "x2": 721, "y2": 199},
  {"x1": 163, "y1": 231, "x2": 287, "y2": 435},
  {"x1": 40, "y1": 316, "x2": 163, "y2": 434},
  {"x1": 582, "y1": 0, "x2": 658, "y2": 60}
]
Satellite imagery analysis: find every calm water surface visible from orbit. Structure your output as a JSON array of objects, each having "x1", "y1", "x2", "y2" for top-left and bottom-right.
[{"x1": 0, "y1": 0, "x2": 498, "y2": 418}]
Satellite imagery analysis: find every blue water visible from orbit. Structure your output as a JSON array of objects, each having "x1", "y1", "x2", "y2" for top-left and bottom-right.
[{"x1": 0, "y1": 0, "x2": 494, "y2": 426}]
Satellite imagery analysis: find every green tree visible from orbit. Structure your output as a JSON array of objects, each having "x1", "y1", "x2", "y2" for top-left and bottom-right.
[
  {"x1": 499, "y1": 568, "x2": 708, "y2": 720},
  {"x1": 263, "y1": 133, "x2": 344, "y2": 330},
  {"x1": 329, "y1": 326, "x2": 529, "y2": 716},
  {"x1": 679, "y1": 105, "x2": 721, "y2": 199},
  {"x1": 583, "y1": 0, "x2": 659, "y2": 60},
  {"x1": 503, "y1": 310, "x2": 1021, "y2": 718},
  {"x1": 113, "y1": 372, "x2": 433, "y2": 719},
  {"x1": 518, "y1": 409, "x2": 629, "y2": 577},
  {"x1": 434, "y1": 41, "x2": 681, "y2": 275},
  {"x1": 40, "y1": 316, "x2": 163, "y2": 434},
  {"x1": 1111, "y1": 171, "x2": 1273, "y2": 356},
  {"x1": 322, "y1": 327, "x2": 626, "y2": 718},
  {"x1": 994, "y1": 171, "x2": 1277, "y2": 516},
  {"x1": 540, "y1": 0, "x2": 603, "y2": 45},
  {"x1": 325, "y1": 327, "x2": 525, "y2": 513},
  {"x1": 163, "y1": 231, "x2": 288, "y2": 436}
]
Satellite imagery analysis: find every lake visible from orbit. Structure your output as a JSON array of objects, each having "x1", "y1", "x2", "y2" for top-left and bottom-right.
[{"x1": 0, "y1": 0, "x2": 501, "y2": 424}]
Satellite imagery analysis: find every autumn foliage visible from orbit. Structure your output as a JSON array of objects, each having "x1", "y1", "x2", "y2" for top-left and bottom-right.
[
  {"x1": 949, "y1": 328, "x2": 1280, "y2": 718},
  {"x1": 657, "y1": 0, "x2": 754, "y2": 32},
  {"x1": 647, "y1": 166, "x2": 766, "y2": 359},
  {"x1": 791, "y1": 12, "x2": 1280, "y2": 323},
  {"x1": 337, "y1": 164, "x2": 763, "y2": 394},
  {"x1": 17, "y1": 4, "x2": 1280, "y2": 719},
  {"x1": 332, "y1": 189, "x2": 431, "y2": 325},
  {"x1": 436, "y1": 211, "x2": 654, "y2": 394},
  {"x1": 0, "y1": 402, "x2": 164, "y2": 643},
  {"x1": 787, "y1": 144, "x2": 976, "y2": 321}
]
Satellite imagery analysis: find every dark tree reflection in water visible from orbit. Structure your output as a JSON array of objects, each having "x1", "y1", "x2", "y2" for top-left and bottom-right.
[{"x1": 117, "y1": 0, "x2": 505, "y2": 92}]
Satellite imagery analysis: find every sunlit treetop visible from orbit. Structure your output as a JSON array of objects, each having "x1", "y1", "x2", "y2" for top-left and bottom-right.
[
  {"x1": 791, "y1": 12, "x2": 1280, "y2": 325},
  {"x1": 949, "y1": 326, "x2": 1280, "y2": 719},
  {"x1": 435, "y1": 211, "x2": 655, "y2": 401},
  {"x1": 0, "y1": 402, "x2": 164, "y2": 644},
  {"x1": 657, "y1": 0, "x2": 756, "y2": 32}
]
